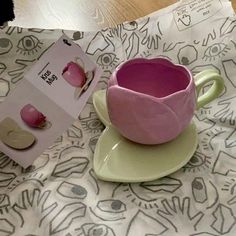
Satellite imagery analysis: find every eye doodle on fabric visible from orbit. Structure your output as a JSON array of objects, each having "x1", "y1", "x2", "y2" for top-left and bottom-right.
[
  {"x1": 182, "y1": 152, "x2": 212, "y2": 173},
  {"x1": 96, "y1": 53, "x2": 119, "y2": 69},
  {"x1": 0, "y1": 38, "x2": 13, "y2": 55},
  {"x1": 57, "y1": 181, "x2": 87, "y2": 200},
  {"x1": 127, "y1": 210, "x2": 168, "y2": 236},
  {"x1": 140, "y1": 20, "x2": 163, "y2": 50},
  {"x1": 74, "y1": 223, "x2": 116, "y2": 236},
  {"x1": 202, "y1": 43, "x2": 230, "y2": 61},
  {"x1": 220, "y1": 17, "x2": 236, "y2": 37},
  {"x1": 212, "y1": 151, "x2": 236, "y2": 176},
  {"x1": 211, "y1": 204, "x2": 236, "y2": 235},
  {"x1": 90, "y1": 199, "x2": 126, "y2": 221},
  {"x1": 80, "y1": 112, "x2": 104, "y2": 133},
  {"x1": 16, "y1": 35, "x2": 43, "y2": 55},
  {"x1": 177, "y1": 45, "x2": 198, "y2": 65}
]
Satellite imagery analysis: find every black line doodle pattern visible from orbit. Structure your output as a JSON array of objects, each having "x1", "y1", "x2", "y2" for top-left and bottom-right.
[
  {"x1": 222, "y1": 59, "x2": 236, "y2": 88},
  {"x1": 183, "y1": 152, "x2": 212, "y2": 173},
  {"x1": 177, "y1": 45, "x2": 198, "y2": 65},
  {"x1": 203, "y1": 43, "x2": 230, "y2": 61},
  {"x1": 211, "y1": 204, "x2": 236, "y2": 234},
  {"x1": 8, "y1": 59, "x2": 36, "y2": 84},
  {"x1": 0, "y1": 77, "x2": 10, "y2": 98},
  {"x1": 0, "y1": 63, "x2": 6, "y2": 75},
  {"x1": 220, "y1": 17, "x2": 236, "y2": 37},
  {"x1": 202, "y1": 30, "x2": 216, "y2": 46},
  {"x1": 0, "y1": 38, "x2": 13, "y2": 55},
  {"x1": 156, "y1": 197, "x2": 204, "y2": 233},
  {"x1": 75, "y1": 223, "x2": 116, "y2": 236},
  {"x1": 57, "y1": 181, "x2": 88, "y2": 200},
  {"x1": 1, "y1": 2, "x2": 236, "y2": 235},
  {"x1": 52, "y1": 156, "x2": 89, "y2": 178},
  {"x1": 212, "y1": 151, "x2": 236, "y2": 176},
  {"x1": 214, "y1": 95, "x2": 236, "y2": 125},
  {"x1": 90, "y1": 199, "x2": 126, "y2": 221},
  {"x1": 16, "y1": 35, "x2": 43, "y2": 55},
  {"x1": 127, "y1": 210, "x2": 168, "y2": 236}
]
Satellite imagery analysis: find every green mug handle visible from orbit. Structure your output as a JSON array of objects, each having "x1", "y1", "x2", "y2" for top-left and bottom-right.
[{"x1": 194, "y1": 69, "x2": 224, "y2": 109}]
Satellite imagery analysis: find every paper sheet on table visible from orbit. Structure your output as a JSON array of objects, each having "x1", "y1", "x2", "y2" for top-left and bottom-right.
[{"x1": 0, "y1": 0, "x2": 236, "y2": 235}]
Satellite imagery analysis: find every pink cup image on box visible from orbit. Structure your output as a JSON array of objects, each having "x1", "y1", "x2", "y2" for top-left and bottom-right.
[
  {"x1": 62, "y1": 57, "x2": 95, "y2": 99},
  {"x1": 107, "y1": 57, "x2": 224, "y2": 145},
  {"x1": 20, "y1": 104, "x2": 51, "y2": 129}
]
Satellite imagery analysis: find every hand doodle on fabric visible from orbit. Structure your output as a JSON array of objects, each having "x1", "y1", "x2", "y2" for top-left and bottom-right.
[
  {"x1": 214, "y1": 96, "x2": 236, "y2": 126},
  {"x1": 156, "y1": 196, "x2": 204, "y2": 233},
  {"x1": 177, "y1": 45, "x2": 198, "y2": 65},
  {"x1": 90, "y1": 199, "x2": 126, "y2": 221},
  {"x1": 49, "y1": 202, "x2": 86, "y2": 235},
  {"x1": 8, "y1": 59, "x2": 36, "y2": 84}
]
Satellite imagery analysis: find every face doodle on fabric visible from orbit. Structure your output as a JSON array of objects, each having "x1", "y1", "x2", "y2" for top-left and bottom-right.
[
  {"x1": 0, "y1": 38, "x2": 13, "y2": 55},
  {"x1": 203, "y1": 43, "x2": 230, "y2": 61},
  {"x1": 16, "y1": 35, "x2": 43, "y2": 55}
]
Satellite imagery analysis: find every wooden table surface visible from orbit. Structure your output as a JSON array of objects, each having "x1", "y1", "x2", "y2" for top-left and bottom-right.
[{"x1": 10, "y1": 0, "x2": 236, "y2": 31}]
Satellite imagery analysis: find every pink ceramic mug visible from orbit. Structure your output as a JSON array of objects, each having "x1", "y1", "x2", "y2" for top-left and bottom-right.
[{"x1": 107, "y1": 57, "x2": 224, "y2": 145}]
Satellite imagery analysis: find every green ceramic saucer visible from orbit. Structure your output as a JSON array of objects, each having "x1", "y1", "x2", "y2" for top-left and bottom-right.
[{"x1": 93, "y1": 90, "x2": 198, "y2": 182}]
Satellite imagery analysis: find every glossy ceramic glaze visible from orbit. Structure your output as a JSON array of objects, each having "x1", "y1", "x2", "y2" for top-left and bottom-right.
[
  {"x1": 93, "y1": 90, "x2": 198, "y2": 182},
  {"x1": 107, "y1": 57, "x2": 224, "y2": 144}
]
